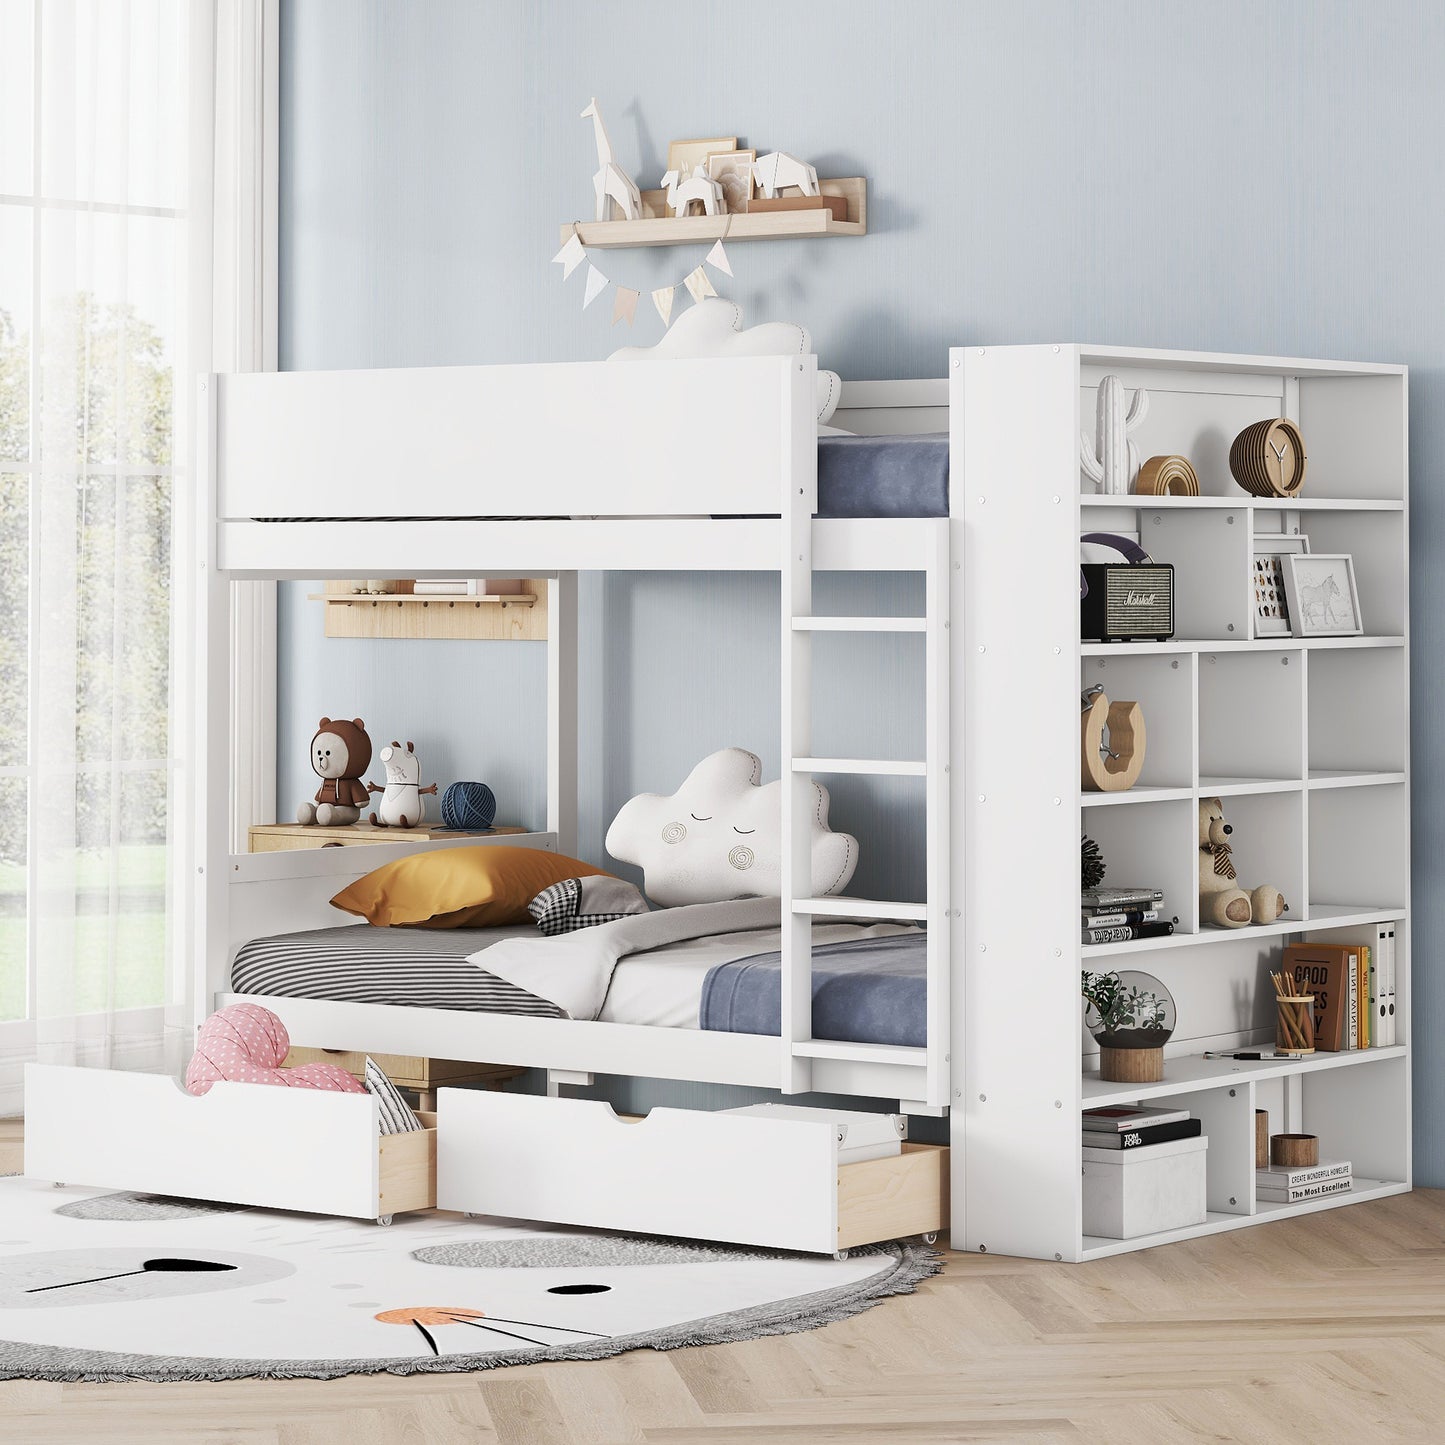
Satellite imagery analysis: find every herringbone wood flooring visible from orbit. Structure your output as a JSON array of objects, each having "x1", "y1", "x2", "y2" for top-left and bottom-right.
[{"x1": 3, "y1": 1116, "x2": 1444, "y2": 1444}]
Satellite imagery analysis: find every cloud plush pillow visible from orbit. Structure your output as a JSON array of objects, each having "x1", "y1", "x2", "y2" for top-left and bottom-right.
[{"x1": 605, "y1": 748, "x2": 857, "y2": 907}]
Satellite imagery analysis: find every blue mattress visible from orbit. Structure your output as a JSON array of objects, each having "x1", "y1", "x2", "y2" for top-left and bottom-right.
[
  {"x1": 816, "y1": 433, "x2": 949, "y2": 518},
  {"x1": 699, "y1": 931, "x2": 926, "y2": 1046}
]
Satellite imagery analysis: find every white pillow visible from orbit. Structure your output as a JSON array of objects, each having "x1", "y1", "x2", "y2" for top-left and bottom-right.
[
  {"x1": 604, "y1": 748, "x2": 858, "y2": 907},
  {"x1": 608, "y1": 300, "x2": 842, "y2": 426}
]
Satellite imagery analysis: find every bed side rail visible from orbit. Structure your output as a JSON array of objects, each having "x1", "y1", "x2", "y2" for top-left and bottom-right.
[{"x1": 214, "y1": 356, "x2": 817, "y2": 521}]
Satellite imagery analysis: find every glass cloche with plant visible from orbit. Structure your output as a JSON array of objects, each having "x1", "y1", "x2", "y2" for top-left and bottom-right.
[{"x1": 1081, "y1": 969, "x2": 1176, "y2": 1050}]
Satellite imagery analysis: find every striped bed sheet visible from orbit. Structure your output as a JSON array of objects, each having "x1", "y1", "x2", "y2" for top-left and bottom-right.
[{"x1": 230, "y1": 923, "x2": 563, "y2": 1018}]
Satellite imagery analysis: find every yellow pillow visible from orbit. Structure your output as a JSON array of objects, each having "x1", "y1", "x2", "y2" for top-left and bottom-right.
[{"x1": 331, "y1": 846, "x2": 612, "y2": 928}]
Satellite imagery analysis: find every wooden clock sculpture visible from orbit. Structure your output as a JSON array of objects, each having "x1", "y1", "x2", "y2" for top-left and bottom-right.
[{"x1": 1230, "y1": 418, "x2": 1307, "y2": 498}]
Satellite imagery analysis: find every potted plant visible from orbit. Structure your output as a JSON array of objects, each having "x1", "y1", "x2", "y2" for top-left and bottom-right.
[{"x1": 1081, "y1": 969, "x2": 1176, "y2": 1083}]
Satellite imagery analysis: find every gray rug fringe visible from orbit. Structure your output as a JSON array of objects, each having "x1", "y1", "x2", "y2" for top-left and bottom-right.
[{"x1": 0, "y1": 1168, "x2": 943, "y2": 1383}]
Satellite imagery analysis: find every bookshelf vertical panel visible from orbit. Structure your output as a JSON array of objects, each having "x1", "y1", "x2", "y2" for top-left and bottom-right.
[
  {"x1": 1154, "y1": 1086, "x2": 1254, "y2": 1216},
  {"x1": 960, "y1": 344, "x2": 1083, "y2": 1261}
]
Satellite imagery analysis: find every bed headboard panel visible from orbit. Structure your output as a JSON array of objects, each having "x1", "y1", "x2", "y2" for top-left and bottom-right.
[{"x1": 214, "y1": 357, "x2": 816, "y2": 520}]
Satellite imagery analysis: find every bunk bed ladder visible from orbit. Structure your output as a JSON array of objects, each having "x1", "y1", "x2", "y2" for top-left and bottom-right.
[{"x1": 782, "y1": 515, "x2": 951, "y2": 1109}]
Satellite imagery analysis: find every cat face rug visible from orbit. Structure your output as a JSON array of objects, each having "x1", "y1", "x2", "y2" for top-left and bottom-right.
[
  {"x1": 605, "y1": 748, "x2": 857, "y2": 907},
  {"x1": 0, "y1": 1178, "x2": 935, "y2": 1381}
]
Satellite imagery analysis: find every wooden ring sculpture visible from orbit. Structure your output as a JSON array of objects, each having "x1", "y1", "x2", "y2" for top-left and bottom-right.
[
  {"x1": 1229, "y1": 418, "x2": 1307, "y2": 498},
  {"x1": 1081, "y1": 688, "x2": 1146, "y2": 792},
  {"x1": 1134, "y1": 454, "x2": 1200, "y2": 496}
]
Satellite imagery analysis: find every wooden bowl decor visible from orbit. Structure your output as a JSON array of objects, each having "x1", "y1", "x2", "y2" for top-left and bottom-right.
[
  {"x1": 1082, "y1": 969, "x2": 1176, "y2": 1083},
  {"x1": 1134, "y1": 454, "x2": 1200, "y2": 496},
  {"x1": 1270, "y1": 1133, "x2": 1319, "y2": 1169},
  {"x1": 1081, "y1": 685, "x2": 1146, "y2": 792},
  {"x1": 1230, "y1": 418, "x2": 1307, "y2": 498}
]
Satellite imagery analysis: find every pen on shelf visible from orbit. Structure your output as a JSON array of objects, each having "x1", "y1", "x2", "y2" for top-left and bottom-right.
[{"x1": 1203, "y1": 1049, "x2": 1307, "y2": 1061}]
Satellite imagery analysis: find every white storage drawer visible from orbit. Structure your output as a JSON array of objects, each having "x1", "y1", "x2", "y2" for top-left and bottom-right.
[
  {"x1": 23, "y1": 1064, "x2": 435, "y2": 1223},
  {"x1": 1082, "y1": 1134, "x2": 1208, "y2": 1240},
  {"x1": 436, "y1": 1090, "x2": 947, "y2": 1255}
]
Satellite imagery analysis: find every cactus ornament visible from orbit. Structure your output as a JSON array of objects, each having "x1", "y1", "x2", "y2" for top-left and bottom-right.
[{"x1": 1080, "y1": 375, "x2": 1150, "y2": 495}]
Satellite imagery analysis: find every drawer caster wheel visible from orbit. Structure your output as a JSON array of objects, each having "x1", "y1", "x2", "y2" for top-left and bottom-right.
[
  {"x1": 921, "y1": 1232, "x2": 938, "y2": 1245},
  {"x1": 376, "y1": 1214, "x2": 394, "y2": 1227},
  {"x1": 52, "y1": 1182, "x2": 65, "y2": 1189},
  {"x1": 463, "y1": 1212, "x2": 478, "y2": 1219},
  {"x1": 834, "y1": 1249, "x2": 850, "y2": 1262}
]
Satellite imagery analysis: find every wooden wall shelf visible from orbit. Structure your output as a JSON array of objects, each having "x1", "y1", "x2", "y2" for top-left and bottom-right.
[
  {"x1": 310, "y1": 580, "x2": 548, "y2": 641},
  {"x1": 561, "y1": 177, "x2": 866, "y2": 249}
]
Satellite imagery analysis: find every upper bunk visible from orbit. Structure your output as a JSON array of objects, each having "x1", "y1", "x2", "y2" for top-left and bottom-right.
[{"x1": 203, "y1": 356, "x2": 953, "y2": 578}]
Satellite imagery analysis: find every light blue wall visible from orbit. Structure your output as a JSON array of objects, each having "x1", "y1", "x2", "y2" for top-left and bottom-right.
[{"x1": 279, "y1": 0, "x2": 1445, "y2": 1167}]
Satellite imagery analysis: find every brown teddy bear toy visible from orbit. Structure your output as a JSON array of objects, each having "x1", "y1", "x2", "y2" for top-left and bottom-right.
[
  {"x1": 1199, "y1": 796, "x2": 1287, "y2": 928},
  {"x1": 297, "y1": 717, "x2": 373, "y2": 827}
]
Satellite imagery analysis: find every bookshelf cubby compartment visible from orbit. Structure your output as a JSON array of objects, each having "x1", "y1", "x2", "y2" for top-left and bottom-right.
[
  {"x1": 1308, "y1": 782, "x2": 1408, "y2": 912},
  {"x1": 963, "y1": 343, "x2": 1409, "y2": 1261},
  {"x1": 1198, "y1": 649, "x2": 1304, "y2": 784},
  {"x1": 1307, "y1": 647, "x2": 1407, "y2": 780},
  {"x1": 1081, "y1": 798, "x2": 1196, "y2": 942},
  {"x1": 1080, "y1": 652, "x2": 1193, "y2": 796}
]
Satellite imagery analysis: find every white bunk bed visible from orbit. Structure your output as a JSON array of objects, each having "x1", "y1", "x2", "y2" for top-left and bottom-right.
[{"x1": 191, "y1": 354, "x2": 965, "y2": 1236}]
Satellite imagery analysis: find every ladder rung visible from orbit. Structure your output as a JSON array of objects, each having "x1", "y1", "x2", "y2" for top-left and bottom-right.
[
  {"x1": 792, "y1": 1040, "x2": 924, "y2": 1065},
  {"x1": 793, "y1": 897, "x2": 928, "y2": 921},
  {"x1": 792, "y1": 757, "x2": 926, "y2": 777},
  {"x1": 792, "y1": 615, "x2": 927, "y2": 632}
]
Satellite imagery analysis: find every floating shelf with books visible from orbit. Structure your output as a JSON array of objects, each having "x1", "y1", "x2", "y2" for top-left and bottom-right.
[{"x1": 961, "y1": 343, "x2": 1410, "y2": 1261}]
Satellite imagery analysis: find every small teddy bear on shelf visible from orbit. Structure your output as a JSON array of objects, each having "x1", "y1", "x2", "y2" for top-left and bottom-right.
[
  {"x1": 367, "y1": 740, "x2": 438, "y2": 829},
  {"x1": 1199, "y1": 796, "x2": 1287, "y2": 928},
  {"x1": 297, "y1": 717, "x2": 373, "y2": 827}
]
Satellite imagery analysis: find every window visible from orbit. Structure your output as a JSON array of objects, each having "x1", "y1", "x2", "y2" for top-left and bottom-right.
[{"x1": 0, "y1": 1, "x2": 197, "y2": 1067}]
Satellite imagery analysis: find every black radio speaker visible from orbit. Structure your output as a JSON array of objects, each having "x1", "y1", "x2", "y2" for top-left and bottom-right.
[{"x1": 1080, "y1": 532, "x2": 1174, "y2": 643}]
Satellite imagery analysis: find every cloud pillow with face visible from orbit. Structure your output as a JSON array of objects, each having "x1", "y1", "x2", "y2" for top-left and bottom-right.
[
  {"x1": 604, "y1": 748, "x2": 857, "y2": 907},
  {"x1": 608, "y1": 300, "x2": 841, "y2": 426}
]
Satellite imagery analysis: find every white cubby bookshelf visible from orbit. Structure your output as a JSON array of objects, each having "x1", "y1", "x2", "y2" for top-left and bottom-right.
[{"x1": 957, "y1": 344, "x2": 1410, "y2": 1261}]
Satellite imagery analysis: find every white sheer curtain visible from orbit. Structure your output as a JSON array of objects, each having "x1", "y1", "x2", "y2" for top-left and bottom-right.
[{"x1": 0, "y1": 1, "x2": 269, "y2": 1111}]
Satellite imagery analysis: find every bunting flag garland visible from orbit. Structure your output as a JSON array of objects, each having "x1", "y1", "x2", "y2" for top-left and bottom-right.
[
  {"x1": 683, "y1": 265, "x2": 717, "y2": 303},
  {"x1": 554, "y1": 227, "x2": 732, "y2": 327},
  {"x1": 582, "y1": 263, "x2": 609, "y2": 308},
  {"x1": 551, "y1": 232, "x2": 586, "y2": 278},
  {"x1": 612, "y1": 286, "x2": 640, "y2": 327}
]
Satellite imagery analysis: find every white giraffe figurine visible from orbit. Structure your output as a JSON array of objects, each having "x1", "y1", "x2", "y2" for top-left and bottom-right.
[
  {"x1": 751, "y1": 150, "x2": 820, "y2": 199},
  {"x1": 581, "y1": 97, "x2": 642, "y2": 222},
  {"x1": 660, "y1": 163, "x2": 725, "y2": 219}
]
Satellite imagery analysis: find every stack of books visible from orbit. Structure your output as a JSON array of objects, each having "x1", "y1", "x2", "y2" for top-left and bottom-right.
[
  {"x1": 1082, "y1": 1105, "x2": 1202, "y2": 1151},
  {"x1": 1256, "y1": 1158, "x2": 1353, "y2": 1203},
  {"x1": 1282, "y1": 926, "x2": 1397, "y2": 1051},
  {"x1": 1081, "y1": 887, "x2": 1175, "y2": 946}
]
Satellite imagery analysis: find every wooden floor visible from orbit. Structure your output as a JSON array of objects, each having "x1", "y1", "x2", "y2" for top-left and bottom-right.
[{"x1": 3, "y1": 1117, "x2": 1445, "y2": 1443}]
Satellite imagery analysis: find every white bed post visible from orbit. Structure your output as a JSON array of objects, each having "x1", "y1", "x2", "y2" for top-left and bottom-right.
[
  {"x1": 947, "y1": 351, "x2": 968, "y2": 1247},
  {"x1": 194, "y1": 375, "x2": 233, "y2": 1034},
  {"x1": 780, "y1": 358, "x2": 819, "y2": 1094},
  {"x1": 546, "y1": 571, "x2": 579, "y2": 856}
]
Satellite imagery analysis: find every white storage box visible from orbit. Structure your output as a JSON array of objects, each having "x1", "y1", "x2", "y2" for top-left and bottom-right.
[{"x1": 1081, "y1": 1134, "x2": 1208, "y2": 1240}]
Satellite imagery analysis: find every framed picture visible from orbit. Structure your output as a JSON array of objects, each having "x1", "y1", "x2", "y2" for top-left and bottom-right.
[
  {"x1": 1283, "y1": 554, "x2": 1363, "y2": 637},
  {"x1": 667, "y1": 135, "x2": 737, "y2": 180},
  {"x1": 1252, "y1": 534, "x2": 1310, "y2": 637},
  {"x1": 707, "y1": 148, "x2": 755, "y2": 213}
]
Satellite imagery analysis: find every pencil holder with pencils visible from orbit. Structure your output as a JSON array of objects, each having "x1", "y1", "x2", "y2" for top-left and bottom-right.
[{"x1": 1271, "y1": 968, "x2": 1315, "y2": 1053}]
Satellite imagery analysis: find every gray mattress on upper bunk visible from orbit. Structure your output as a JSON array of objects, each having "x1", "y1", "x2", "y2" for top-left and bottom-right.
[{"x1": 250, "y1": 433, "x2": 950, "y2": 521}]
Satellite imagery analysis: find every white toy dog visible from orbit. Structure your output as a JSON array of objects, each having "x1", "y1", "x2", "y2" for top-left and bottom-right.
[{"x1": 367, "y1": 741, "x2": 438, "y2": 829}]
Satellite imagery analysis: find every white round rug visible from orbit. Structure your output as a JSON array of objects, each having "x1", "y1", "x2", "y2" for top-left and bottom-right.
[{"x1": 0, "y1": 1177, "x2": 939, "y2": 1382}]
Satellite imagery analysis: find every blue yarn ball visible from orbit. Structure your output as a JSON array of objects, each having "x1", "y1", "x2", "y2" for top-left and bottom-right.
[{"x1": 441, "y1": 781, "x2": 496, "y2": 831}]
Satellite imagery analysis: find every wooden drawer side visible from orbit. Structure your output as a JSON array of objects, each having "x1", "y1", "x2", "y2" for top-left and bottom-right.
[
  {"x1": 378, "y1": 1114, "x2": 438, "y2": 1215},
  {"x1": 836, "y1": 1144, "x2": 949, "y2": 1251}
]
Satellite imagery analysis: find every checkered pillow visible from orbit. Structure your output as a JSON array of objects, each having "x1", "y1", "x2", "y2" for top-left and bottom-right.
[
  {"x1": 528, "y1": 875, "x2": 649, "y2": 936},
  {"x1": 363, "y1": 1057, "x2": 425, "y2": 1135}
]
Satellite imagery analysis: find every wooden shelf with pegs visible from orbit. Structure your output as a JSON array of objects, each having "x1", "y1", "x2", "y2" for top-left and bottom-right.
[{"x1": 308, "y1": 580, "x2": 547, "y2": 641}]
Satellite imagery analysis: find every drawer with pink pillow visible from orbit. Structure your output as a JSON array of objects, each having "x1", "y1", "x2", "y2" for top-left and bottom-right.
[{"x1": 22, "y1": 1063, "x2": 436, "y2": 1224}]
